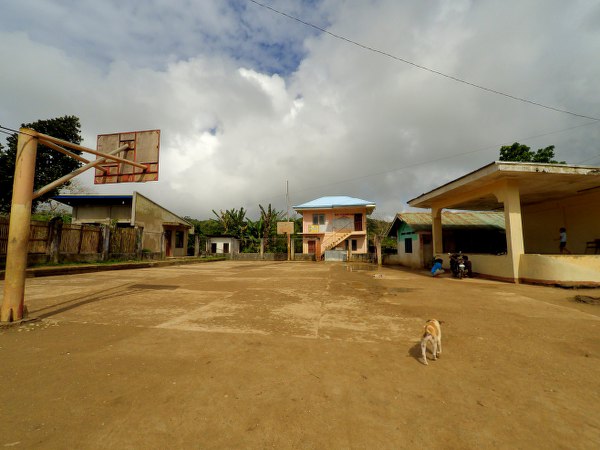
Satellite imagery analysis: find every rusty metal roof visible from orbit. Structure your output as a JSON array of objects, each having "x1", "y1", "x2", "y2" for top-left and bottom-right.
[{"x1": 387, "y1": 211, "x2": 505, "y2": 236}]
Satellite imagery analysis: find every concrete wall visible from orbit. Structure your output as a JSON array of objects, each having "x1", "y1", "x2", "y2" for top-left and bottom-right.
[
  {"x1": 520, "y1": 254, "x2": 600, "y2": 286},
  {"x1": 522, "y1": 190, "x2": 600, "y2": 254},
  {"x1": 207, "y1": 237, "x2": 239, "y2": 254},
  {"x1": 464, "y1": 254, "x2": 514, "y2": 281},
  {"x1": 233, "y1": 253, "x2": 288, "y2": 261},
  {"x1": 134, "y1": 193, "x2": 191, "y2": 256},
  {"x1": 393, "y1": 222, "x2": 430, "y2": 269},
  {"x1": 73, "y1": 204, "x2": 131, "y2": 224}
]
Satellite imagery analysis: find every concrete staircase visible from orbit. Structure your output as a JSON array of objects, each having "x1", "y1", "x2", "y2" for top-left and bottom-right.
[{"x1": 321, "y1": 232, "x2": 353, "y2": 251}]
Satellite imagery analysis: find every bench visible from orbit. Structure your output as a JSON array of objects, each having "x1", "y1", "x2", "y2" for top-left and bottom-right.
[{"x1": 585, "y1": 239, "x2": 600, "y2": 254}]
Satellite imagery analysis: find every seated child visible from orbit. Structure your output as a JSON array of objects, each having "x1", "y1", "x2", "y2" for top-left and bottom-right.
[{"x1": 431, "y1": 258, "x2": 444, "y2": 277}]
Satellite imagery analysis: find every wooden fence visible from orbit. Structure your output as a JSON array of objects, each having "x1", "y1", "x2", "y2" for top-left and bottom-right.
[{"x1": 0, "y1": 217, "x2": 142, "y2": 267}]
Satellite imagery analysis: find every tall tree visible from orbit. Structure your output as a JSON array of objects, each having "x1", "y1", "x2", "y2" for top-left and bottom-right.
[
  {"x1": 499, "y1": 142, "x2": 565, "y2": 164},
  {"x1": 0, "y1": 116, "x2": 83, "y2": 213}
]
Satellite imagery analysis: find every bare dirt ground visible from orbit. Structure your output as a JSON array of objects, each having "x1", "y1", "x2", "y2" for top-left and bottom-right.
[{"x1": 1, "y1": 260, "x2": 599, "y2": 449}]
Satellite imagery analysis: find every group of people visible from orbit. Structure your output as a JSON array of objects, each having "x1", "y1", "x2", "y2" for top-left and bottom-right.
[{"x1": 431, "y1": 254, "x2": 473, "y2": 278}]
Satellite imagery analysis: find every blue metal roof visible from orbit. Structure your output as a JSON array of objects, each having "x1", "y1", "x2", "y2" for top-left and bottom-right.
[
  {"x1": 52, "y1": 195, "x2": 133, "y2": 206},
  {"x1": 293, "y1": 196, "x2": 376, "y2": 210},
  {"x1": 53, "y1": 195, "x2": 132, "y2": 200}
]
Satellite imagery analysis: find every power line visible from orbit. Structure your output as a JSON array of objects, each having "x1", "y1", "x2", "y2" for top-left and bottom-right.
[
  {"x1": 254, "y1": 120, "x2": 600, "y2": 204},
  {"x1": 247, "y1": 0, "x2": 600, "y2": 122}
]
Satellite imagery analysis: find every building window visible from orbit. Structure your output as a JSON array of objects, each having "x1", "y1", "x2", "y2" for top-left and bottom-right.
[
  {"x1": 175, "y1": 231, "x2": 184, "y2": 248},
  {"x1": 352, "y1": 239, "x2": 358, "y2": 251},
  {"x1": 404, "y1": 237, "x2": 413, "y2": 254},
  {"x1": 223, "y1": 243, "x2": 230, "y2": 253},
  {"x1": 312, "y1": 214, "x2": 325, "y2": 225}
]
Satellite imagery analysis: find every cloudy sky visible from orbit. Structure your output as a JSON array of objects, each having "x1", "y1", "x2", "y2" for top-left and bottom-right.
[{"x1": 1, "y1": 0, "x2": 599, "y2": 220}]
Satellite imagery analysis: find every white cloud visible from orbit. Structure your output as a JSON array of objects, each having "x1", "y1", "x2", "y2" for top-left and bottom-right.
[{"x1": 1, "y1": 0, "x2": 599, "y2": 220}]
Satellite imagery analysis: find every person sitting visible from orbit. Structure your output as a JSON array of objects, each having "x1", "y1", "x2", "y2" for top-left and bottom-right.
[
  {"x1": 431, "y1": 258, "x2": 444, "y2": 277},
  {"x1": 462, "y1": 255, "x2": 473, "y2": 277}
]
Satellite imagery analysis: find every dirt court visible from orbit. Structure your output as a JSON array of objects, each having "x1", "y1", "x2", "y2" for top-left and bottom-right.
[{"x1": 1, "y1": 260, "x2": 599, "y2": 449}]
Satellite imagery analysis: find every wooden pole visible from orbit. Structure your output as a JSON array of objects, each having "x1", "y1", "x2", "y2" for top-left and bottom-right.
[
  {"x1": 1, "y1": 129, "x2": 38, "y2": 322},
  {"x1": 37, "y1": 134, "x2": 147, "y2": 169},
  {"x1": 33, "y1": 143, "x2": 130, "y2": 199}
]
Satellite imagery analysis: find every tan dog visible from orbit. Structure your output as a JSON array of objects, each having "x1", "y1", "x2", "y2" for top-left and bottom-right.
[{"x1": 420, "y1": 319, "x2": 442, "y2": 365}]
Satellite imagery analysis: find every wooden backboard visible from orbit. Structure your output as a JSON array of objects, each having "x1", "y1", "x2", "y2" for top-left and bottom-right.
[
  {"x1": 277, "y1": 221, "x2": 295, "y2": 235},
  {"x1": 94, "y1": 130, "x2": 160, "y2": 184}
]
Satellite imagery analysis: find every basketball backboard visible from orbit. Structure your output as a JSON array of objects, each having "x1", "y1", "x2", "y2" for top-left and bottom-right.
[
  {"x1": 94, "y1": 129, "x2": 160, "y2": 184},
  {"x1": 277, "y1": 221, "x2": 295, "y2": 235}
]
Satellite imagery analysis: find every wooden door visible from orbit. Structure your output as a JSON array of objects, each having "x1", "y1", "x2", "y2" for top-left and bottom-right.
[{"x1": 354, "y1": 214, "x2": 363, "y2": 231}]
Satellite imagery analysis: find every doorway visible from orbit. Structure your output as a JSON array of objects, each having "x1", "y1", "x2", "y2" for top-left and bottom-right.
[
  {"x1": 165, "y1": 230, "x2": 172, "y2": 256},
  {"x1": 354, "y1": 214, "x2": 363, "y2": 231}
]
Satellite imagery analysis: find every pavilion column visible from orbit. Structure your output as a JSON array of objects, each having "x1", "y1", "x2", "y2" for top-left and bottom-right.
[
  {"x1": 495, "y1": 181, "x2": 525, "y2": 283},
  {"x1": 431, "y1": 206, "x2": 443, "y2": 256}
]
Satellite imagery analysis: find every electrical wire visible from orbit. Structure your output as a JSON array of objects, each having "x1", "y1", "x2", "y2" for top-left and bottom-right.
[
  {"x1": 0, "y1": 125, "x2": 38, "y2": 138},
  {"x1": 247, "y1": 0, "x2": 600, "y2": 122}
]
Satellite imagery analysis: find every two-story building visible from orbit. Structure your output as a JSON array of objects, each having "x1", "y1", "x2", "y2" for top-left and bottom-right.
[{"x1": 293, "y1": 196, "x2": 376, "y2": 260}]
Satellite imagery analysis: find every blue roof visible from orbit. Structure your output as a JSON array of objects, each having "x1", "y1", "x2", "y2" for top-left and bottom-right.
[
  {"x1": 293, "y1": 196, "x2": 376, "y2": 210},
  {"x1": 53, "y1": 195, "x2": 132, "y2": 200},
  {"x1": 52, "y1": 195, "x2": 133, "y2": 206}
]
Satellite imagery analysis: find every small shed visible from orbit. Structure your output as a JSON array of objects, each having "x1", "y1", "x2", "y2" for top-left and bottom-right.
[
  {"x1": 53, "y1": 192, "x2": 194, "y2": 257},
  {"x1": 205, "y1": 236, "x2": 239, "y2": 255}
]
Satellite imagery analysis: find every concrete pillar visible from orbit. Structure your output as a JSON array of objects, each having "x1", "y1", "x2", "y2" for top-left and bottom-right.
[
  {"x1": 194, "y1": 235, "x2": 199, "y2": 256},
  {"x1": 346, "y1": 238, "x2": 351, "y2": 262},
  {"x1": 1, "y1": 129, "x2": 38, "y2": 322},
  {"x1": 495, "y1": 181, "x2": 525, "y2": 283},
  {"x1": 260, "y1": 238, "x2": 264, "y2": 259},
  {"x1": 431, "y1": 206, "x2": 443, "y2": 256}
]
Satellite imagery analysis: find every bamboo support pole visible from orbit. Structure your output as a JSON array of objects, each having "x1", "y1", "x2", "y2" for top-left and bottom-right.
[
  {"x1": 37, "y1": 133, "x2": 147, "y2": 170},
  {"x1": 1, "y1": 129, "x2": 38, "y2": 322},
  {"x1": 37, "y1": 138, "x2": 92, "y2": 165},
  {"x1": 33, "y1": 143, "x2": 130, "y2": 199}
]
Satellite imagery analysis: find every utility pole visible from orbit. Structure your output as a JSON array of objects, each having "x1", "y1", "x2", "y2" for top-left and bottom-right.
[{"x1": 286, "y1": 180, "x2": 290, "y2": 221}]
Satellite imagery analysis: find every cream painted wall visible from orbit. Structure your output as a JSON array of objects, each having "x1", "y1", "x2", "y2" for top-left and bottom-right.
[
  {"x1": 520, "y1": 254, "x2": 600, "y2": 284},
  {"x1": 522, "y1": 190, "x2": 600, "y2": 254},
  {"x1": 465, "y1": 254, "x2": 514, "y2": 280}
]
